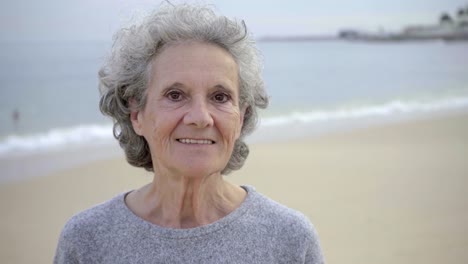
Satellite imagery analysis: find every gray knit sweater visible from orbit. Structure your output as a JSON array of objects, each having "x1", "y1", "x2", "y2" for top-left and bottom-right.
[{"x1": 54, "y1": 186, "x2": 324, "y2": 263}]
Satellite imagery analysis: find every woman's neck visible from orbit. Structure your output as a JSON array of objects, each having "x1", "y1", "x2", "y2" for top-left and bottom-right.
[{"x1": 126, "y1": 172, "x2": 246, "y2": 229}]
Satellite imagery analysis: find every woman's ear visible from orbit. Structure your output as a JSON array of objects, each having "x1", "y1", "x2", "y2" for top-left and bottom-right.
[
  {"x1": 129, "y1": 98, "x2": 143, "y2": 136},
  {"x1": 241, "y1": 105, "x2": 252, "y2": 127},
  {"x1": 240, "y1": 105, "x2": 248, "y2": 127},
  {"x1": 236, "y1": 105, "x2": 249, "y2": 138}
]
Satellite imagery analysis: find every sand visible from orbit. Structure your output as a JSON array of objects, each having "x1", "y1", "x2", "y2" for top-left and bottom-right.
[{"x1": 1, "y1": 111, "x2": 467, "y2": 264}]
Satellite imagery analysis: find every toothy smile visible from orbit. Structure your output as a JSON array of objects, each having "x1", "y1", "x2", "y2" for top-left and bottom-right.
[{"x1": 177, "y1": 139, "x2": 215, "y2": 144}]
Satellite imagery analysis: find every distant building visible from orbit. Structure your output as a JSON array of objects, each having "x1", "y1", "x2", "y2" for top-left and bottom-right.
[
  {"x1": 339, "y1": 5, "x2": 468, "y2": 41},
  {"x1": 401, "y1": 6, "x2": 468, "y2": 40}
]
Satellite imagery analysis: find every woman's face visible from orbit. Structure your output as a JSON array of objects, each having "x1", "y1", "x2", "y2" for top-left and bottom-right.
[{"x1": 131, "y1": 42, "x2": 244, "y2": 177}]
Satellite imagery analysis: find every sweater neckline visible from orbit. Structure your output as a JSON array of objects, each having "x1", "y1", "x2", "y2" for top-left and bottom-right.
[{"x1": 114, "y1": 185, "x2": 256, "y2": 239}]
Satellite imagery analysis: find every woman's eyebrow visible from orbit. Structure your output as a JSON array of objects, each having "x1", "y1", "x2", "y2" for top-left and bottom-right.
[
  {"x1": 210, "y1": 84, "x2": 236, "y2": 94},
  {"x1": 160, "y1": 82, "x2": 185, "y2": 93}
]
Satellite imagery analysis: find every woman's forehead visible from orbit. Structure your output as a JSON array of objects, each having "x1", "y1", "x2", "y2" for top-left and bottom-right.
[{"x1": 147, "y1": 42, "x2": 239, "y2": 89}]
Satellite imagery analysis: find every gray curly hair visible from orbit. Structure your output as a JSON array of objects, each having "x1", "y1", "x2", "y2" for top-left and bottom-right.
[{"x1": 98, "y1": 3, "x2": 269, "y2": 175}]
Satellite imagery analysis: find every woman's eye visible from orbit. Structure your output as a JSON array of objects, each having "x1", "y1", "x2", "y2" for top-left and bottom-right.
[
  {"x1": 213, "y1": 93, "x2": 230, "y2": 103},
  {"x1": 167, "y1": 91, "x2": 183, "y2": 101}
]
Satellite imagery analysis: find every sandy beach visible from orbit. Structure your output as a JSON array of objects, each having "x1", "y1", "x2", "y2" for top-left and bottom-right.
[{"x1": 1, "y1": 111, "x2": 467, "y2": 264}]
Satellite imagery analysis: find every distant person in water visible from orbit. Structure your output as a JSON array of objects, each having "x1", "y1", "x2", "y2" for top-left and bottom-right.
[
  {"x1": 54, "y1": 3, "x2": 324, "y2": 263},
  {"x1": 12, "y1": 109, "x2": 19, "y2": 132}
]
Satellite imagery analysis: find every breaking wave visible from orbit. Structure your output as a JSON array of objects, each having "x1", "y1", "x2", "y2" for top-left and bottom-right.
[{"x1": 1, "y1": 96, "x2": 468, "y2": 157}]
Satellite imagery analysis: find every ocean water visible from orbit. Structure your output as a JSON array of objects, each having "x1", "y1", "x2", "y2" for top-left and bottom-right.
[{"x1": 1, "y1": 40, "x2": 468, "y2": 158}]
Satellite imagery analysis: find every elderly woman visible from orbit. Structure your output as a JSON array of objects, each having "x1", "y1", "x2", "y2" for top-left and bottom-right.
[{"x1": 55, "y1": 4, "x2": 323, "y2": 264}]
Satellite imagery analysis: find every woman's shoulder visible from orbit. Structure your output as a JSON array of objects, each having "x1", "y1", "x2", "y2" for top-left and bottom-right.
[
  {"x1": 54, "y1": 193, "x2": 130, "y2": 262},
  {"x1": 59, "y1": 193, "x2": 127, "y2": 238},
  {"x1": 244, "y1": 186, "x2": 319, "y2": 240}
]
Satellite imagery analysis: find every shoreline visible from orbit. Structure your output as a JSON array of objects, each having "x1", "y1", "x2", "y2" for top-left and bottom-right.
[
  {"x1": 2, "y1": 107, "x2": 468, "y2": 184},
  {"x1": 1, "y1": 110, "x2": 468, "y2": 263}
]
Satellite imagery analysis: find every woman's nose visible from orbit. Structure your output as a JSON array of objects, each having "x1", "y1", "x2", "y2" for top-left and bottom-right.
[{"x1": 183, "y1": 98, "x2": 214, "y2": 128}]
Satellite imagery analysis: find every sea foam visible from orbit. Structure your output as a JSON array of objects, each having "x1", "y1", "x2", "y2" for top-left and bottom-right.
[
  {"x1": 261, "y1": 96, "x2": 468, "y2": 126},
  {"x1": 0, "y1": 124, "x2": 115, "y2": 157},
  {"x1": 1, "y1": 96, "x2": 467, "y2": 157}
]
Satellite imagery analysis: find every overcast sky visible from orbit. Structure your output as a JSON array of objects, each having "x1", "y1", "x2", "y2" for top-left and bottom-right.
[{"x1": 1, "y1": 0, "x2": 467, "y2": 41}]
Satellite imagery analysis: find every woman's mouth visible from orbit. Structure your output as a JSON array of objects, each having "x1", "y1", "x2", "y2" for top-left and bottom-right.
[{"x1": 176, "y1": 138, "x2": 215, "y2": 145}]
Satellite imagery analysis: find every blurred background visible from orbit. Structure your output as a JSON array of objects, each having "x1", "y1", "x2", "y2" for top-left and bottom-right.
[
  {"x1": 1, "y1": 0, "x2": 468, "y2": 161},
  {"x1": 1, "y1": 0, "x2": 467, "y2": 263}
]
